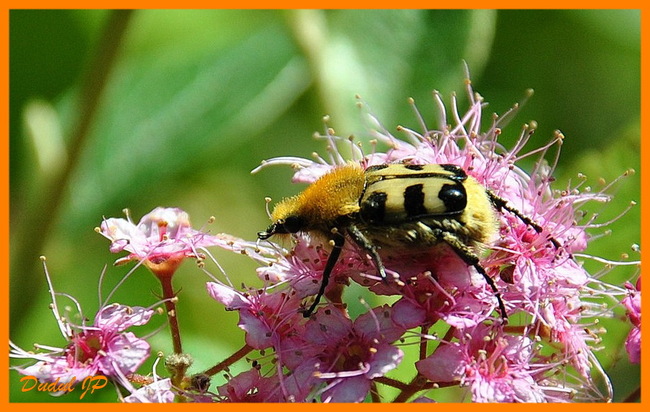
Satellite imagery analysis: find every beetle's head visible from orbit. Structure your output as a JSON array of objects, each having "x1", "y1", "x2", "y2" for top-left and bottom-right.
[{"x1": 257, "y1": 215, "x2": 305, "y2": 240}]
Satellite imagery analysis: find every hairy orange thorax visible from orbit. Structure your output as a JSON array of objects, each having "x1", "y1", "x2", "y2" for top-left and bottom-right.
[{"x1": 271, "y1": 163, "x2": 366, "y2": 231}]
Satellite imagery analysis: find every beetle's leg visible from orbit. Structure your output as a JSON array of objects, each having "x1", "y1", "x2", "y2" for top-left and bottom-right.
[
  {"x1": 303, "y1": 229, "x2": 345, "y2": 317},
  {"x1": 436, "y1": 229, "x2": 508, "y2": 320},
  {"x1": 487, "y1": 190, "x2": 561, "y2": 249},
  {"x1": 346, "y1": 224, "x2": 388, "y2": 283}
]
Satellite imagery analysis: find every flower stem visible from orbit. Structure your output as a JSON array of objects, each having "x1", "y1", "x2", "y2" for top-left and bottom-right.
[
  {"x1": 159, "y1": 276, "x2": 183, "y2": 355},
  {"x1": 392, "y1": 373, "x2": 429, "y2": 403},
  {"x1": 370, "y1": 381, "x2": 381, "y2": 402},
  {"x1": 203, "y1": 344, "x2": 254, "y2": 377},
  {"x1": 419, "y1": 325, "x2": 430, "y2": 360},
  {"x1": 374, "y1": 376, "x2": 410, "y2": 391}
]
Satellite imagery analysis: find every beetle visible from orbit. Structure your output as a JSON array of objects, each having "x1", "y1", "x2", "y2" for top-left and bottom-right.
[{"x1": 258, "y1": 162, "x2": 553, "y2": 318}]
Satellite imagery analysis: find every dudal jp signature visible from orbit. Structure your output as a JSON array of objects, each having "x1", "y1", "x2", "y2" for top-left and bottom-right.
[{"x1": 20, "y1": 375, "x2": 108, "y2": 400}]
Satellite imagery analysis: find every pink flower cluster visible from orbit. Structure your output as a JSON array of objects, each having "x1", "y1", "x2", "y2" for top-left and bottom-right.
[
  {"x1": 210, "y1": 81, "x2": 636, "y2": 402},
  {"x1": 11, "y1": 77, "x2": 638, "y2": 402},
  {"x1": 623, "y1": 278, "x2": 641, "y2": 364},
  {"x1": 10, "y1": 259, "x2": 155, "y2": 396}
]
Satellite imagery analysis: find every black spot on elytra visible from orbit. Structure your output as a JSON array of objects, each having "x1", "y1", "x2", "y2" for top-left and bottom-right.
[
  {"x1": 361, "y1": 191, "x2": 388, "y2": 223},
  {"x1": 440, "y1": 164, "x2": 467, "y2": 180},
  {"x1": 365, "y1": 164, "x2": 389, "y2": 172},
  {"x1": 438, "y1": 182, "x2": 467, "y2": 213},
  {"x1": 404, "y1": 164, "x2": 425, "y2": 171},
  {"x1": 404, "y1": 184, "x2": 427, "y2": 217}
]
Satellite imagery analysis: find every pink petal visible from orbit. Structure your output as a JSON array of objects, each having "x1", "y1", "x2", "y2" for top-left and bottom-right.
[
  {"x1": 206, "y1": 282, "x2": 250, "y2": 310},
  {"x1": 416, "y1": 342, "x2": 466, "y2": 382}
]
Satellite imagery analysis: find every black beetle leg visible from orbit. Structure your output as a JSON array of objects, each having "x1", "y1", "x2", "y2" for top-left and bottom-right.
[{"x1": 303, "y1": 229, "x2": 345, "y2": 317}]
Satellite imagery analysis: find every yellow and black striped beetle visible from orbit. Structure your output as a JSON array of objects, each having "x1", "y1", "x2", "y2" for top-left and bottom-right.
[{"x1": 258, "y1": 163, "x2": 552, "y2": 318}]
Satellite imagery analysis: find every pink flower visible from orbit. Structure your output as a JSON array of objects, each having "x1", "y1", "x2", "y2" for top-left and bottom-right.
[
  {"x1": 206, "y1": 281, "x2": 304, "y2": 350},
  {"x1": 256, "y1": 233, "x2": 373, "y2": 301},
  {"x1": 10, "y1": 258, "x2": 155, "y2": 394},
  {"x1": 386, "y1": 253, "x2": 499, "y2": 329},
  {"x1": 287, "y1": 304, "x2": 405, "y2": 402},
  {"x1": 124, "y1": 378, "x2": 175, "y2": 403},
  {"x1": 11, "y1": 303, "x2": 153, "y2": 390},
  {"x1": 623, "y1": 279, "x2": 641, "y2": 363},
  {"x1": 215, "y1": 364, "x2": 318, "y2": 402},
  {"x1": 416, "y1": 325, "x2": 547, "y2": 402},
  {"x1": 216, "y1": 370, "x2": 281, "y2": 402},
  {"x1": 98, "y1": 207, "x2": 227, "y2": 277}
]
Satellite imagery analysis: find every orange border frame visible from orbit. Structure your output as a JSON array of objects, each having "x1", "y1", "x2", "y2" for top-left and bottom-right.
[{"x1": 1, "y1": 3, "x2": 646, "y2": 412}]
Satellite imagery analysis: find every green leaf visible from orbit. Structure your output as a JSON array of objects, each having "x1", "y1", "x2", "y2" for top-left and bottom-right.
[
  {"x1": 286, "y1": 9, "x2": 497, "y2": 135},
  {"x1": 63, "y1": 22, "x2": 309, "y2": 229}
]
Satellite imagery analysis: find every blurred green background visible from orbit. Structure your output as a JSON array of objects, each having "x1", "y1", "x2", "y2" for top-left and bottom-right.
[{"x1": 9, "y1": 10, "x2": 640, "y2": 402}]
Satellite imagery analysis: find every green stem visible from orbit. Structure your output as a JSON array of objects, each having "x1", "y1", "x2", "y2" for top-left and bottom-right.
[{"x1": 10, "y1": 10, "x2": 134, "y2": 330}]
